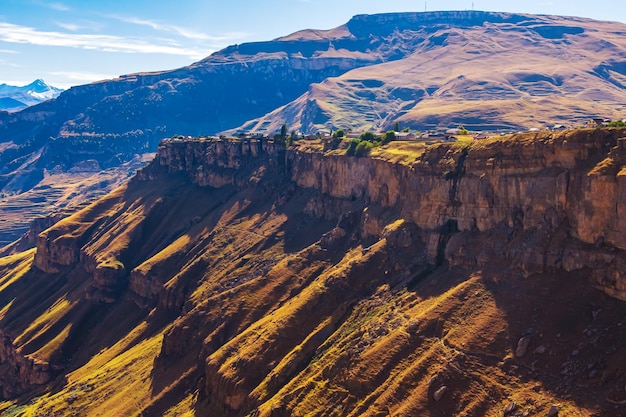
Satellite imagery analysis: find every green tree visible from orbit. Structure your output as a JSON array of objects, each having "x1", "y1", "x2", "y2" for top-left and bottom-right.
[
  {"x1": 457, "y1": 125, "x2": 469, "y2": 135},
  {"x1": 382, "y1": 130, "x2": 396, "y2": 144},
  {"x1": 360, "y1": 131, "x2": 377, "y2": 142},
  {"x1": 333, "y1": 129, "x2": 345, "y2": 138},
  {"x1": 280, "y1": 124, "x2": 287, "y2": 142},
  {"x1": 286, "y1": 130, "x2": 296, "y2": 147},
  {"x1": 355, "y1": 140, "x2": 375, "y2": 157},
  {"x1": 346, "y1": 139, "x2": 359, "y2": 156},
  {"x1": 394, "y1": 121, "x2": 400, "y2": 132}
]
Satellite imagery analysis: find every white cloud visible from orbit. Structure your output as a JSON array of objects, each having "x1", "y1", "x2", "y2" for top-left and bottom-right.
[
  {"x1": 0, "y1": 60, "x2": 20, "y2": 67},
  {"x1": 49, "y1": 70, "x2": 116, "y2": 81},
  {"x1": 0, "y1": 49, "x2": 19, "y2": 54},
  {"x1": 0, "y1": 22, "x2": 208, "y2": 59},
  {"x1": 46, "y1": 2, "x2": 71, "y2": 12},
  {"x1": 55, "y1": 22, "x2": 81, "y2": 31},
  {"x1": 111, "y1": 15, "x2": 249, "y2": 43}
]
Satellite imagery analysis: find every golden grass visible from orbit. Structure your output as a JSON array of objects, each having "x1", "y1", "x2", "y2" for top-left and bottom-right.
[
  {"x1": 162, "y1": 393, "x2": 197, "y2": 417},
  {"x1": 0, "y1": 249, "x2": 35, "y2": 293},
  {"x1": 0, "y1": 248, "x2": 36, "y2": 268},
  {"x1": 588, "y1": 157, "x2": 619, "y2": 176},
  {"x1": 371, "y1": 141, "x2": 427, "y2": 164},
  {"x1": 17, "y1": 321, "x2": 166, "y2": 417},
  {"x1": 30, "y1": 323, "x2": 72, "y2": 362},
  {"x1": 14, "y1": 297, "x2": 73, "y2": 346},
  {"x1": 134, "y1": 234, "x2": 191, "y2": 275},
  {"x1": 0, "y1": 298, "x2": 14, "y2": 321}
]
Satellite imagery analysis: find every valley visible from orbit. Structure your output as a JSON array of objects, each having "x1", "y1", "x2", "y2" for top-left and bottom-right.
[{"x1": 0, "y1": 155, "x2": 152, "y2": 251}]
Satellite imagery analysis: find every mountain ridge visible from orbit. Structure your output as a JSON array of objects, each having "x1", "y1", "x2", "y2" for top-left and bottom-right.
[
  {"x1": 2, "y1": 10, "x2": 626, "y2": 256},
  {"x1": 0, "y1": 79, "x2": 63, "y2": 112},
  {"x1": 235, "y1": 11, "x2": 626, "y2": 134}
]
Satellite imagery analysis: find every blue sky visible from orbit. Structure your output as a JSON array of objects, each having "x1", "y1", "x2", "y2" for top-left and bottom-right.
[{"x1": 1, "y1": 0, "x2": 625, "y2": 88}]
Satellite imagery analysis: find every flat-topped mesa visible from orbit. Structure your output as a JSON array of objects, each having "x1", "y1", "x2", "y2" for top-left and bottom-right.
[
  {"x1": 142, "y1": 129, "x2": 626, "y2": 300},
  {"x1": 142, "y1": 137, "x2": 286, "y2": 188},
  {"x1": 32, "y1": 130, "x2": 626, "y2": 302},
  {"x1": 347, "y1": 10, "x2": 529, "y2": 32},
  {"x1": 288, "y1": 129, "x2": 626, "y2": 244}
]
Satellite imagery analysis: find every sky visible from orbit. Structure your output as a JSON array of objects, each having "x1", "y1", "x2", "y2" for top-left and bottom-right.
[{"x1": 1, "y1": 0, "x2": 626, "y2": 89}]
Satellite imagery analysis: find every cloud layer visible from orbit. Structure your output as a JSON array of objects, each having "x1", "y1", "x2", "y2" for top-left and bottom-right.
[{"x1": 0, "y1": 22, "x2": 208, "y2": 59}]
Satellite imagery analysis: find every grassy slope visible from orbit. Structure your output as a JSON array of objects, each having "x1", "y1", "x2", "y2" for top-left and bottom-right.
[
  {"x1": 0, "y1": 136, "x2": 624, "y2": 416},
  {"x1": 238, "y1": 17, "x2": 626, "y2": 134}
]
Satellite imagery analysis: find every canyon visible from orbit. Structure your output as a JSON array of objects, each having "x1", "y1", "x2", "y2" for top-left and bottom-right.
[{"x1": 0, "y1": 128, "x2": 624, "y2": 416}]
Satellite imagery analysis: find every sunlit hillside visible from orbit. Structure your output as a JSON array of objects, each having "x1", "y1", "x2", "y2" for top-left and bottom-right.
[{"x1": 0, "y1": 130, "x2": 624, "y2": 416}]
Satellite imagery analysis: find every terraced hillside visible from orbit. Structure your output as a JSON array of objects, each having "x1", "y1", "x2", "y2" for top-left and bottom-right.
[
  {"x1": 0, "y1": 156, "x2": 151, "y2": 250},
  {"x1": 0, "y1": 129, "x2": 625, "y2": 416}
]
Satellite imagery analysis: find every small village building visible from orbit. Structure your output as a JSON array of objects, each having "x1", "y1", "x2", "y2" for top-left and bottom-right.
[{"x1": 395, "y1": 131, "x2": 416, "y2": 140}]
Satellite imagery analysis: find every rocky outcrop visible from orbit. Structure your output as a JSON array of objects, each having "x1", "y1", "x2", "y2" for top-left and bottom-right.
[
  {"x1": 34, "y1": 230, "x2": 81, "y2": 273},
  {"x1": 83, "y1": 253, "x2": 127, "y2": 303},
  {"x1": 0, "y1": 330, "x2": 53, "y2": 399},
  {"x1": 151, "y1": 138, "x2": 285, "y2": 188},
  {"x1": 31, "y1": 129, "x2": 626, "y2": 309},
  {"x1": 140, "y1": 129, "x2": 626, "y2": 301}
]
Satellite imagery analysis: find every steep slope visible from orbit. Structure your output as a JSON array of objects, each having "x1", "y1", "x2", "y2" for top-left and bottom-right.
[
  {"x1": 237, "y1": 12, "x2": 626, "y2": 133},
  {"x1": 0, "y1": 154, "x2": 151, "y2": 249},
  {"x1": 0, "y1": 129, "x2": 625, "y2": 416}
]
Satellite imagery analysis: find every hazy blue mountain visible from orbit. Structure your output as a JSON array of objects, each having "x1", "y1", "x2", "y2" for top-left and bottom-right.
[{"x1": 0, "y1": 79, "x2": 63, "y2": 112}]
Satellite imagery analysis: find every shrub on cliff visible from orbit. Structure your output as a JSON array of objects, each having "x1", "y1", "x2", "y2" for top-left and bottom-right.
[
  {"x1": 355, "y1": 140, "x2": 376, "y2": 156},
  {"x1": 382, "y1": 130, "x2": 396, "y2": 144},
  {"x1": 608, "y1": 120, "x2": 626, "y2": 128},
  {"x1": 333, "y1": 129, "x2": 345, "y2": 138},
  {"x1": 360, "y1": 131, "x2": 378, "y2": 142},
  {"x1": 345, "y1": 131, "x2": 383, "y2": 157},
  {"x1": 346, "y1": 139, "x2": 359, "y2": 156}
]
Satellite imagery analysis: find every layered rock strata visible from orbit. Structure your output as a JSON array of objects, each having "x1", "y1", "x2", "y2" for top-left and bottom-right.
[
  {"x1": 135, "y1": 130, "x2": 626, "y2": 300},
  {"x1": 33, "y1": 129, "x2": 626, "y2": 305},
  {"x1": 7, "y1": 128, "x2": 626, "y2": 416},
  {"x1": 0, "y1": 330, "x2": 53, "y2": 399}
]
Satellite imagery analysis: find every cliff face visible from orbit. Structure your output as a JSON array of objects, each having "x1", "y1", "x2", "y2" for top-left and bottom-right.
[
  {"x1": 286, "y1": 130, "x2": 626, "y2": 299},
  {"x1": 0, "y1": 329, "x2": 53, "y2": 399},
  {"x1": 2, "y1": 130, "x2": 626, "y2": 416},
  {"x1": 129, "y1": 129, "x2": 626, "y2": 302}
]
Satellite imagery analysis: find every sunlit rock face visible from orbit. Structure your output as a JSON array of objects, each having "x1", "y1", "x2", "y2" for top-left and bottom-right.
[{"x1": 5, "y1": 130, "x2": 626, "y2": 415}]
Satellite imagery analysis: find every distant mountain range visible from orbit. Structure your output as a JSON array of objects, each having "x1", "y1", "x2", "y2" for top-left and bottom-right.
[
  {"x1": 238, "y1": 12, "x2": 626, "y2": 133},
  {"x1": 2, "y1": 11, "x2": 626, "y2": 191},
  {"x1": 0, "y1": 79, "x2": 63, "y2": 112}
]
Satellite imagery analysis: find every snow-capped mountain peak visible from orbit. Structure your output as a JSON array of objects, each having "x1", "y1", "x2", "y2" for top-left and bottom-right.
[{"x1": 0, "y1": 79, "x2": 64, "y2": 112}]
